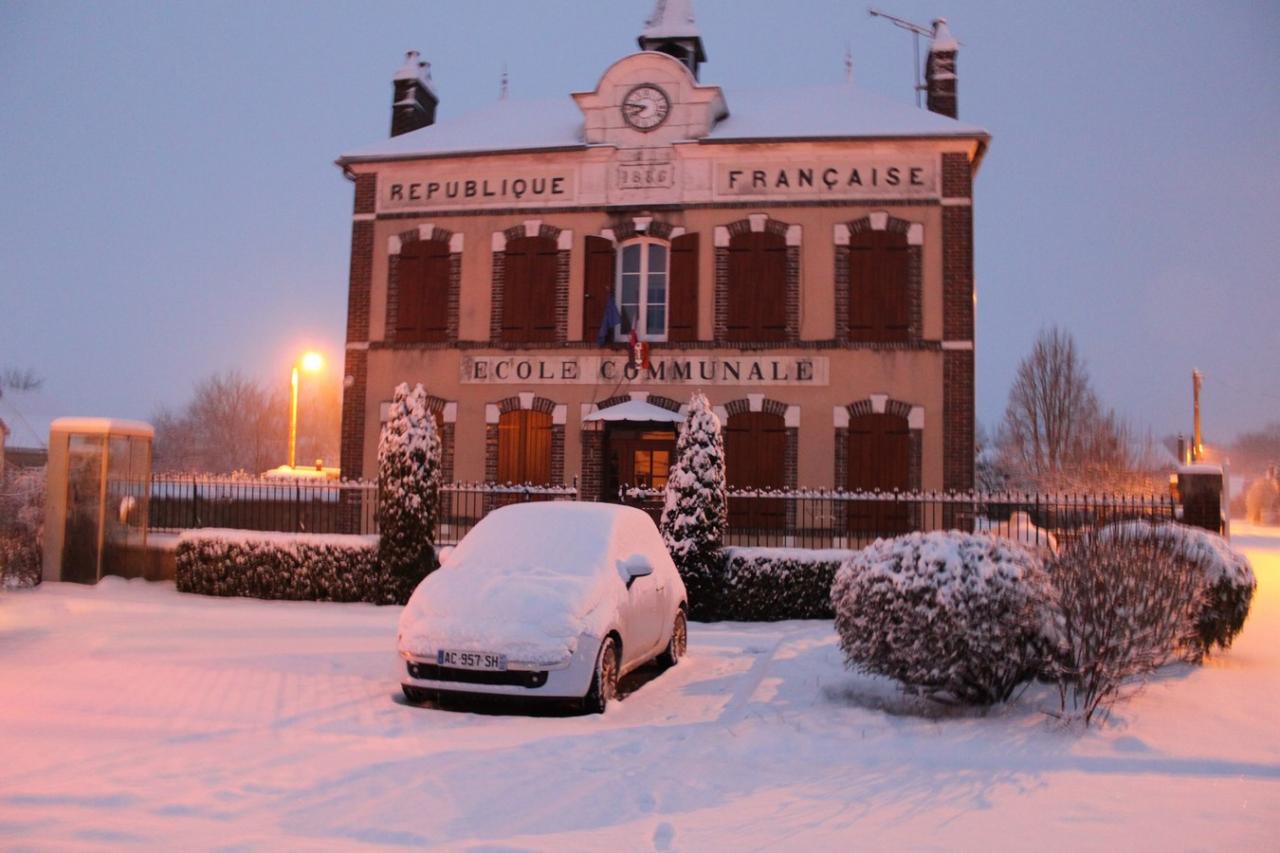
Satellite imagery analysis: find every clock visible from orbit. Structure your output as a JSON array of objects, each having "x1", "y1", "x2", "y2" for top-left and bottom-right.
[{"x1": 621, "y1": 84, "x2": 671, "y2": 131}]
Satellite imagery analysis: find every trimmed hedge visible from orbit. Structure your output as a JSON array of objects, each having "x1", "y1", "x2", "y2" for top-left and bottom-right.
[
  {"x1": 176, "y1": 529, "x2": 395, "y2": 604},
  {"x1": 691, "y1": 547, "x2": 854, "y2": 621}
]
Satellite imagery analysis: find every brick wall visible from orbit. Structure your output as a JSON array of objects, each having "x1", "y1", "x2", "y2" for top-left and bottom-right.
[{"x1": 339, "y1": 174, "x2": 376, "y2": 485}]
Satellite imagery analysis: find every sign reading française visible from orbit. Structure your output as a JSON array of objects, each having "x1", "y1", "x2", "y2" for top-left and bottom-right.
[
  {"x1": 714, "y1": 161, "x2": 936, "y2": 199},
  {"x1": 461, "y1": 355, "x2": 829, "y2": 386}
]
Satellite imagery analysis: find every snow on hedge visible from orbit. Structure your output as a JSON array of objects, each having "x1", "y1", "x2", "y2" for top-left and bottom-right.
[
  {"x1": 176, "y1": 528, "x2": 391, "y2": 603},
  {"x1": 831, "y1": 531, "x2": 1052, "y2": 704},
  {"x1": 718, "y1": 547, "x2": 858, "y2": 621}
]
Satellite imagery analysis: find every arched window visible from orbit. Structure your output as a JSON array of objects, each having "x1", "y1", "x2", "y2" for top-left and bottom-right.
[
  {"x1": 846, "y1": 412, "x2": 911, "y2": 535},
  {"x1": 616, "y1": 239, "x2": 668, "y2": 341},
  {"x1": 849, "y1": 229, "x2": 910, "y2": 342},
  {"x1": 497, "y1": 409, "x2": 552, "y2": 485},
  {"x1": 724, "y1": 411, "x2": 786, "y2": 530},
  {"x1": 501, "y1": 236, "x2": 558, "y2": 342},
  {"x1": 395, "y1": 239, "x2": 450, "y2": 342},
  {"x1": 727, "y1": 230, "x2": 787, "y2": 342}
]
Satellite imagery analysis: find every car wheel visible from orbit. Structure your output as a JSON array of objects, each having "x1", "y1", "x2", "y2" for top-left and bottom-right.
[
  {"x1": 583, "y1": 635, "x2": 619, "y2": 714},
  {"x1": 657, "y1": 609, "x2": 688, "y2": 668}
]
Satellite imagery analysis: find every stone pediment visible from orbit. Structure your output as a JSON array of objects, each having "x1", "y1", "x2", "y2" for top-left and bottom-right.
[{"x1": 572, "y1": 52, "x2": 727, "y2": 148}]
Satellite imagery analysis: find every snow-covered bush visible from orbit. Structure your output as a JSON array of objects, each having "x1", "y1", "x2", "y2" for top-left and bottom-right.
[
  {"x1": 718, "y1": 548, "x2": 854, "y2": 621},
  {"x1": 0, "y1": 466, "x2": 45, "y2": 589},
  {"x1": 1098, "y1": 521, "x2": 1255, "y2": 658},
  {"x1": 377, "y1": 383, "x2": 442, "y2": 604},
  {"x1": 831, "y1": 532, "x2": 1053, "y2": 705},
  {"x1": 660, "y1": 391, "x2": 727, "y2": 619},
  {"x1": 176, "y1": 529, "x2": 392, "y2": 603},
  {"x1": 1047, "y1": 531, "x2": 1204, "y2": 724}
]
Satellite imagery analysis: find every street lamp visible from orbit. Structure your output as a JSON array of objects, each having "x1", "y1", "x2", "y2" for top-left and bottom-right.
[{"x1": 289, "y1": 351, "x2": 325, "y2": 469}]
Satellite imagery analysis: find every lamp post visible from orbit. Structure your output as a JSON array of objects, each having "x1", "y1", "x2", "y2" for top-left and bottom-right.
[{"x1": 289, "y1": 351, "x2": 325, "y2": 469}]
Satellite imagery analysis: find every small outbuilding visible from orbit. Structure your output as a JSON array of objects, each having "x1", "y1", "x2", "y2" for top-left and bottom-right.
[{"x1": 43, "y1": 418, "x2": 153, "y2": 584}]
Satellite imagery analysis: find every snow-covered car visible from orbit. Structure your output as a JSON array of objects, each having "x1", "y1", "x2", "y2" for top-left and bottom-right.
[{"x1": 397, "y1": 502, "x2": 688, "y2": 713}]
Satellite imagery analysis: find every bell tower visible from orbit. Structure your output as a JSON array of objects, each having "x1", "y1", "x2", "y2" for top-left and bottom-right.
[{"x1": 637, "y1": 0, "x2": 707, "y2": 80}]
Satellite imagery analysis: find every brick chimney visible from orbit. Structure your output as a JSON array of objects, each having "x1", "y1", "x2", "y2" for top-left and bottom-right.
[
  {"x1": 925, "y1": 18, "x2": 958, "y2": 119},
  {"x1": 390, "y1": 50, "x2": 438, "y2": 137}
]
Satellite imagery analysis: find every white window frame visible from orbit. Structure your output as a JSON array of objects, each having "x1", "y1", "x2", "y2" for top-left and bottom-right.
[{"x1": 614, "y1": 238, "x2": 669, "y2": 342}]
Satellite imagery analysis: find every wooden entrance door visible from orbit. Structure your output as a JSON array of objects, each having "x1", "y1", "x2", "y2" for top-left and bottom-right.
[
  {"x1": 846, "y1": 413, "x2": 911, "y2": 537},
  {"x1": 725, "y1": 411, "x2": 786, "y2": 531},
  {"x1": 604, "y1": 425, "x2": 676, "y2": 501}
]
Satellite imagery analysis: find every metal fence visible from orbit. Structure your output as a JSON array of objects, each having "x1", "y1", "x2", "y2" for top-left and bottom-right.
[
  {"x1": 620, "y1": 486, "x2": 1179, "y2": 550},
  {"x1": 143, "y1": 473, "x2": 1177, "y2": 551},
  {"x1": 146, "y1": 476, "x2": 578, "y2": 542}
]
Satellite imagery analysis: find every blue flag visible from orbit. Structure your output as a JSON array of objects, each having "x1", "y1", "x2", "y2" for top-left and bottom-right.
[{"x1": 597, "y1": 295, "x2": 621, "y2": 346}]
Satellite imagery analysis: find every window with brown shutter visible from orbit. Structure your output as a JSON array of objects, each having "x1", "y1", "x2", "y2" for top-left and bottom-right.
[
  {"x1": 582, "y1": 236, "x2": 615, "y2": 342},
  {"x1": 396, "y1": 239, "x2": 450, "y2": 342},
  {"x1": 501, "y1": 236, "x2": 558, "y2": 343},
  {"x1": 849, "y1": 230, "x2": 910, "y2": 342},
  {"x1": 724, "y1": 411, "x2": 786, "y2": 530},
  {"x1": 668, "y1": 232, "x2": 699, "y2": 342},
  {"x1": 727, "y1": 231, "x2": 787, "y2": 342},
  {"x1": 497, "y1": 410, "x2": 552, "y2": 485},
  {"x1": 845, "y1": 412, "x2": 911, "y2": 535}
]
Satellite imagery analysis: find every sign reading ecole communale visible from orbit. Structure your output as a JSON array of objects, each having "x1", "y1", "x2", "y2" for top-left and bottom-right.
[
  {"x1": 461, "y1": 355, "x2": 829, "y2": 386},
  {"x1": 380, "y1": 158, "x2": 936, "y2": 211}
]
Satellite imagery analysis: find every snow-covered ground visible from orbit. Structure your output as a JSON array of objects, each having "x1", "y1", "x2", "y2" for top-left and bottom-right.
[{"x1": 1, "y1": 527, "x2": 1278, "y2": 849}]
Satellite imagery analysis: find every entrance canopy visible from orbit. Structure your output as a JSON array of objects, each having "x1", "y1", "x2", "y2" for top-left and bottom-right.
[{"x1": 582, "y1": 399, "x2": 685, "y2": 423}]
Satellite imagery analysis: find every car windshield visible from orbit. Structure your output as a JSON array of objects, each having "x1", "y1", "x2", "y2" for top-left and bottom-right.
[{"x1": 446, "y1": 503, "x2": 626, "y2": 579}]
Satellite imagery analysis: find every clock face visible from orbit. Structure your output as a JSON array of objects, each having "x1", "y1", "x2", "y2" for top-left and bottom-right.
[{"x1": 622, "y1": 84, "x2": 671, "y2": 131}]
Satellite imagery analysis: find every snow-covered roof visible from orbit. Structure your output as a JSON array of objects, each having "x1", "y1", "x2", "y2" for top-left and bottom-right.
[
  {"x1": 339, "y1": 84, "x2": 986, "y2": 164},
  {"x1": 50, "y1": 417, "x2": 154, "y2": 438},
  {"x1": 583, "y1": 399, "x2": 686, "y2": 423}
]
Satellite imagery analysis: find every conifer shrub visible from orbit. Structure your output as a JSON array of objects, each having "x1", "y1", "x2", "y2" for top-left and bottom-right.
[
  {"x1": 377, "y1": 383, "x2": 442, "y2": 604},
  {"x1": 660, "y1": 391, "x2": 727, "y2": 620},
  {"x1": 831, "y1": 531, "x2": 1053, "y2": 705}
]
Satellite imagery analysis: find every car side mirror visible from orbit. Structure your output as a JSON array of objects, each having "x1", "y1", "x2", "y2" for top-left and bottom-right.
[
  {"x1": 437, "y1": 546, "x2": 455, "y2": 567},
  {"x1": 621, "y1": 554, "x2": 654, "y2": 588}
]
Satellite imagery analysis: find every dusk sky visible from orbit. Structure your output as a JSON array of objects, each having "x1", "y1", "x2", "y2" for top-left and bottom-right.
[{"x1": 1, "y1": 0, "x2": 1276, "y2": 452}]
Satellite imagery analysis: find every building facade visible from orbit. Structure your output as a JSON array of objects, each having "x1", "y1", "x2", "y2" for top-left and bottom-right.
[{"x1": 336, "y1": 3, "x2": 988, "y2": 507}]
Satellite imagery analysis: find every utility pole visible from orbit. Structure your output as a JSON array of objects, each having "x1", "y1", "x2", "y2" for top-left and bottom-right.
[{"x1": 1192, "y1": 369, "x2": 1204, "y2": 462}]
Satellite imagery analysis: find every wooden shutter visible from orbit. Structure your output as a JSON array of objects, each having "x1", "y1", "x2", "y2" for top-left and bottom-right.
[
  {"x1": 668, "y1": 233, "x2": 699, "y2": 341},
  {"x1": 849, "y1": 230, "x2": 909, "y2": 343},
  {"x1": 725, "y1": 411, "x2": 786, "y2": 530},
  {"x1": 846, "y1": 413, "x2": 911, "y2": 535},
  {"x1": 396, "y1": 240, "x2": 450, "y2": 342},
  {"x1": 498, "y1": 410, "x2": 552, "y2": 485},
  {"x1": 502, "y1": 236, "x2": 558, "y2": 343},
  {"x1": 727, "y1": 231, "x2": 786, "y2": 342},
  {"x1": 582, "y1": 236, "x2": 615, "y2": 341}
]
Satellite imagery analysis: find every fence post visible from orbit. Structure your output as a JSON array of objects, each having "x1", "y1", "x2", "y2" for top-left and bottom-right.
[{"x1": 191, "y1": 476, "x2": 198, "y2": 529}]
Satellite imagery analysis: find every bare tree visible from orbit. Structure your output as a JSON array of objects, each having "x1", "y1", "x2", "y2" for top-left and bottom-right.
[
  {"x1": 996, "y1": 327, "x2": 1150, "y2": 491},
  {"x1": 0, "y1": 368, "x2": 42, "y2": 400}
]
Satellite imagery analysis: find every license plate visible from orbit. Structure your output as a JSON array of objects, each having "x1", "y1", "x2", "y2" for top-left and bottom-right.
[{"x1": 436, "y1": 649, "x2": 507, "y2": 671}]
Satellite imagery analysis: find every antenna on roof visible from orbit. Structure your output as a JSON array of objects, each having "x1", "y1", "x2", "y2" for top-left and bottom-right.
[
  {"x1": 499, "y1": 63, "x2": 509, "y2": 100},
  {"x1": 868, "y1": 7, "x2": 931, "y2": 107}
]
